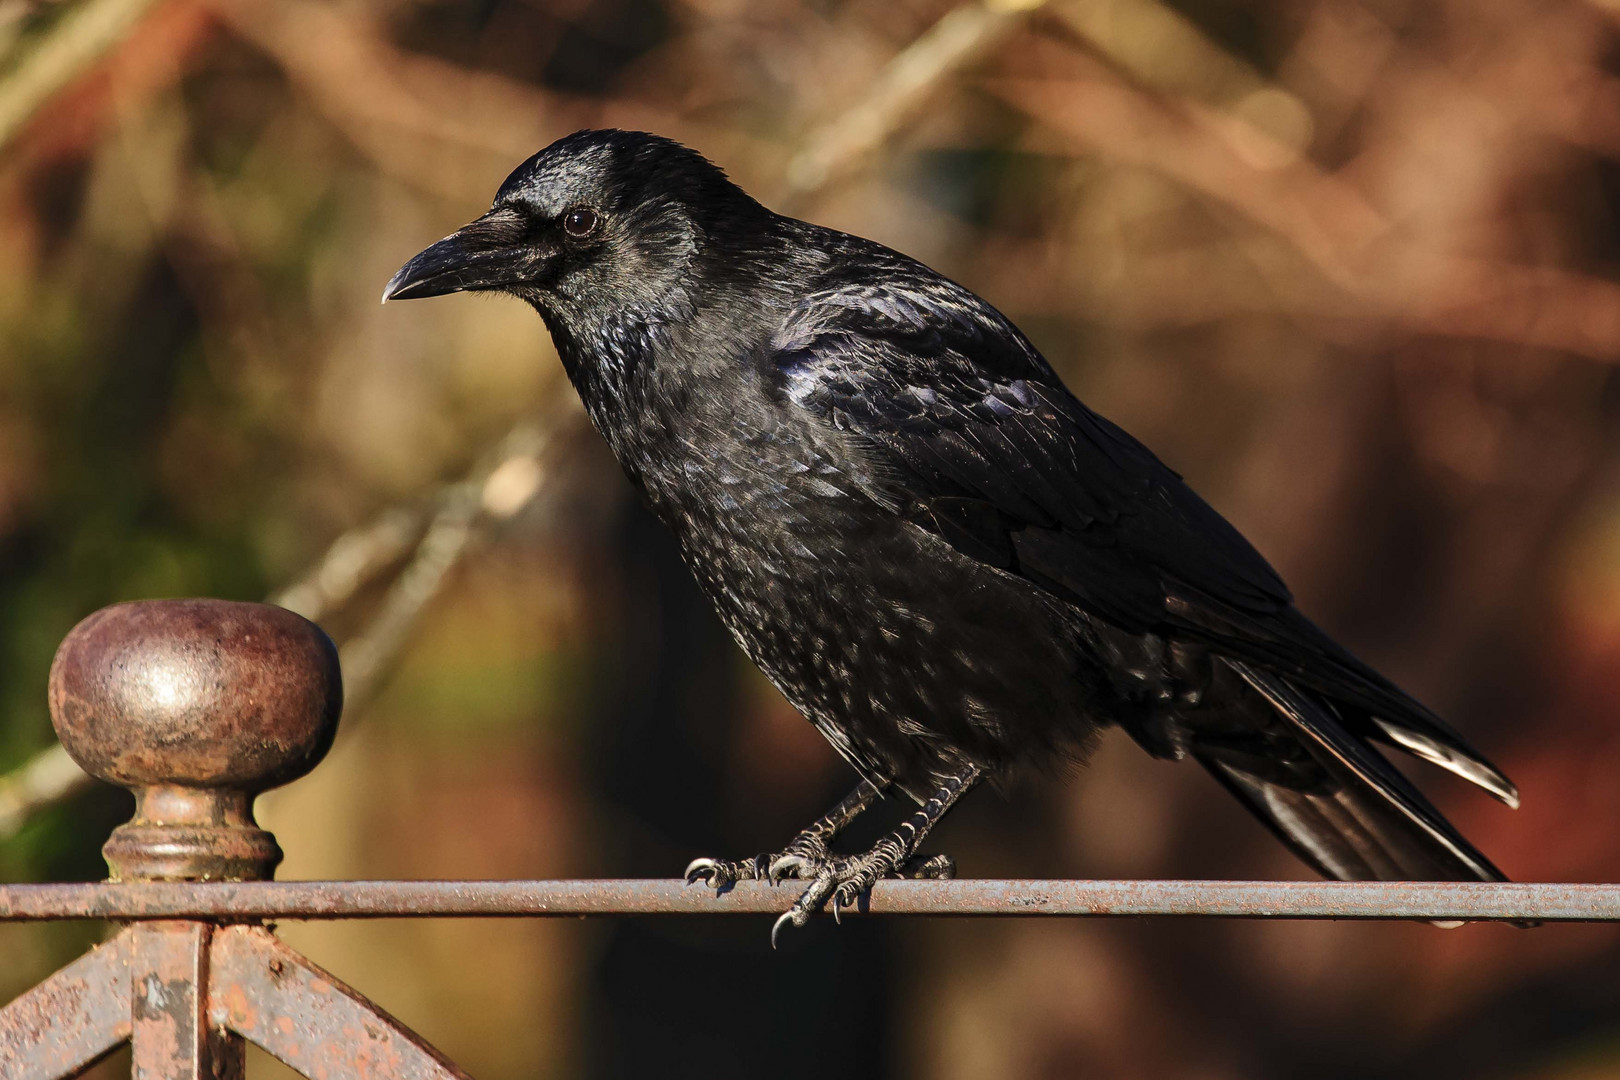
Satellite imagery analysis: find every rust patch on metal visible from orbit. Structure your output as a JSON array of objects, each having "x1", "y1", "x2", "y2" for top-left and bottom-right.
[
  {"x1": 130, "y1": 921, "x2": 246, "y2": 1080},
  {"x1": 47, "y1": 599, "x2": 342, "y2": 884},
  {"x1": 50, "y1": 599, "x2": 341, "y2": 791},
  {"x1": 209, "y1": 926, "x2": 472, "y2": 1080},
  {"x1": 0, "y1": 930, "x2": 131, "y2": 1080}
]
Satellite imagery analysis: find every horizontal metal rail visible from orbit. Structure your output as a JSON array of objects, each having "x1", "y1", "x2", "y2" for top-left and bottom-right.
[{"x1": 0, "y1": 878, "x2": 1614, "y2": 923}]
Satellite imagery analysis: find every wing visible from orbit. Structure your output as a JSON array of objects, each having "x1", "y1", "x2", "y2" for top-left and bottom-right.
[
  {"x1": 769, "y1": 268, "x2": 1517, "y2": 806},
  {"x1": 771, "y1": 272, "x2": 1299, "y2": 634},
  {"x1": 771, "y1": 276, "x2": 1290, "y2": 628}
]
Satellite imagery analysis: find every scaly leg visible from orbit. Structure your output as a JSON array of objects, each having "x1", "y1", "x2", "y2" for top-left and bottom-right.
[
  {"x1": 684, "y1": 778, "x2": 886, "y2": 890},
  {"x1": 770, "y1": 762, "x2": 982, "y2": 946}
]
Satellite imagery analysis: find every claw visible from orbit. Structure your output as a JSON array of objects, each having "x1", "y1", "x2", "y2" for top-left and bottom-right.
[
  {"x1": 684, "y1": 854, "x2": 772, "y2": 890},
  {"x1": 767, "y1": 853, "x2": 813, "y2": 884},
  {"x1": 770, "y1": 908, "x2": 804, "y2": 949},
  {"x1": 695, "y1": 838, "x2": 960, "y2": 942},
  {"x1": 683, "y1": 857, "x2": 719, "y2": 885},
  {"x1": 772, "y1": 865, "x2": 845, "y2": 946}
]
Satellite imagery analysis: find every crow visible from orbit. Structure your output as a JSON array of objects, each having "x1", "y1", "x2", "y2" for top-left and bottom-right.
[{"x1": 384, "y1": 129, "x2": 1519, "y2": 942}]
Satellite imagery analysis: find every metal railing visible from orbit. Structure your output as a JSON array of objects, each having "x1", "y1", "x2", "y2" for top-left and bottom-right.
[{"x1": 0, "y1": 598, "x2": 1613, "y2": 1080}]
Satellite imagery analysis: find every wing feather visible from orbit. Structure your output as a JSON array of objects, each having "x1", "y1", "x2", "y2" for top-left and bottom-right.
[{"x1": 770, "y1": 268, "x2": 1516, "y2": 807}]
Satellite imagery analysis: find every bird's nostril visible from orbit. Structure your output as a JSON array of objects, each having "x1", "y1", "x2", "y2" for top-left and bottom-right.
[{"x1": 462, "y1": 206, "x2": 530, "y2": 248}]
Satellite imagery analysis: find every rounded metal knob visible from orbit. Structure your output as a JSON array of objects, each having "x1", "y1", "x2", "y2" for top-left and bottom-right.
[{"x1": 49, "y1": 599, "x2": 343, "y2": 882}]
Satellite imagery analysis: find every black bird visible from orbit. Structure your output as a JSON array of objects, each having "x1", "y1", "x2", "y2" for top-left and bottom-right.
[{"x1": 385, "y1": 130, "x2": 1519, "y2": 941}]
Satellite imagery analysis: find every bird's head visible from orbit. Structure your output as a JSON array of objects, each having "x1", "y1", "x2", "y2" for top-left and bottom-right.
[{"x1": 382, "y1": 130, "x2": 768, "y2": 333}]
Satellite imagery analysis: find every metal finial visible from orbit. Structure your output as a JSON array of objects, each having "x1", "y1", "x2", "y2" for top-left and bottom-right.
[{"x1": 49, "y1": 599, "x2": 342, "y2": 882}]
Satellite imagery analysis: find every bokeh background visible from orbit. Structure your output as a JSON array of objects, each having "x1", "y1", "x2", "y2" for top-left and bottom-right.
[{"x1": 3, "y1": 0, "x2": 1620, "y2": 1076}]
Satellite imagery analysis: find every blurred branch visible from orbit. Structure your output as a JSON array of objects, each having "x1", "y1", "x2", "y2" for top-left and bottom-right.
[
  {"x1": 0, "y1": 0, "x2": 160, "y2": 153},
  {"x1": 782, "y1": 0, "x2": 1047, "y2": 204},
  {"x1": 991, "y1": 74, "x2": 1620, "y2": 360},
  {"x1": 1583, "y1": 0, "x2": 1620, "y2": 22},
  {"x1": 1529, "y1": 61, "x2": 1620, "y2": 161},
  {"x1": 0, "y1": 744, "x2": 82, "y2": 839},
  {"x1": 0, "y1": 0, "x2": 33, "y2": 61},
  {"x1": 269, "y1": 505, "x2": 429, "y2": 625},
  {"x1": 1048, "y1": 0, "x2": 1313, "y2": 153},
  {"x1": 200, "y1": 0, "x2": 702, "y2": 205},
  {"x1": 317, "y1": 417, "x2": 562, "y2": 711},
  {"x1": 1052, "y1": 0, "x2": 1291, "y2": 108},
  {"x1": 199, "y1": 0, "x2": 545, "y2": 204}
]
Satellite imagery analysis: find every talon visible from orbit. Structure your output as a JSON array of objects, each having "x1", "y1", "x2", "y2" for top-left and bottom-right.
[
  {"x1": 771, "y1": 908, "x2": 805, "y2": 949},
  {"x1": 684, "y1": 857, "x2": 719, "y2": 885},
  {"x1": 768, "y1": 853, "x2": 812, "y2": 884}
]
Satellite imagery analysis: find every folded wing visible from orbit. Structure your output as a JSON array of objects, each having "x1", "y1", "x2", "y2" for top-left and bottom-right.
[{"x1": 769, "y1": 266, "x2": 1517, "y2": 877}]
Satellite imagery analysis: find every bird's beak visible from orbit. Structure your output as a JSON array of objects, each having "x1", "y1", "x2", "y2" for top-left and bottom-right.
[{"x1": 382, "y1": 208, "x2": 538, "y2": 303}]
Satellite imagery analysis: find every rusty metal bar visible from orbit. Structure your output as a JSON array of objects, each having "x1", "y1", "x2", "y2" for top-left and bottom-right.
[
  {"x1": 0, "y1": 930, "x2": 131, "y2": 1080},
  {"x1": 209, "y1": 925, "x2": 472, "y2": 1080},
  {"x1": 0, "y1": 878, "x2": 1615, "y2": 923},
  {"x1": 129, "y1": 922, "x2": 245, "y2": 1080}
]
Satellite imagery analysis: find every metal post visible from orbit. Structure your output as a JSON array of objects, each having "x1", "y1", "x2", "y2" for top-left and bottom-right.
[
  {"x1": 129, "y1": 922, "x2": 242, "y2": 1080},
  {"x1": 0, "y1": 598, "x2": 469, "y2": 1079}
]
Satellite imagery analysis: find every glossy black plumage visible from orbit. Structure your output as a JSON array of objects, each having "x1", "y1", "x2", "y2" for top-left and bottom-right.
[{"x1": 386, "y1": 129, "x2": 1519, "y2": 914}]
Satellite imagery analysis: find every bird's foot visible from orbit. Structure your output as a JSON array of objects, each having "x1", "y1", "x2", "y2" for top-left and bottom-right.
[
  {"x1": 682, "y1": 853, "x2": 768, "y2": 890},
  {"x1": 686, "y1": 840, "x2": 954, "y2": 945},
  {"x1": 769, "y1": 848, "x2": 955, "y2": 948},
  {"x1": 684, "y1": 829, "x2": 835, "y2": 891}
]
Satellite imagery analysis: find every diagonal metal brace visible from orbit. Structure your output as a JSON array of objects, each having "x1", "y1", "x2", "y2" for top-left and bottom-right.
[
  {"x1": 207, "y1": 925, "x2": 470, "y2": 1080},
  {"x1": 0, "y1": 929, "x2": 131, "y2": 1080},
  {"x1": 0, "y1": 921, "x2": 470, "y2": 1080}
]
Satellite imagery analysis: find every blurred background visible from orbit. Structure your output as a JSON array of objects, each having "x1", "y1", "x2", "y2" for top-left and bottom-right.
[{"x1": 2, "y1": 0, "x2": 1620, "y2": 1075}]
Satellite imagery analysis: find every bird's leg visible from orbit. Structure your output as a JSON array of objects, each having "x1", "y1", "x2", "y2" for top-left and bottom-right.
[
  {"x1": 772, "y1": 762, "x2": 981, "y2": 946},
  {"x1": 684, "y1": 779, "x2": 885, "y2": 890}
]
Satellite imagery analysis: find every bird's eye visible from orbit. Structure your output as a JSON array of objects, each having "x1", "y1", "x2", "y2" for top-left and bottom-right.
[{"x1": 562, "y1": 208, "x2": 600, "y2": 238}]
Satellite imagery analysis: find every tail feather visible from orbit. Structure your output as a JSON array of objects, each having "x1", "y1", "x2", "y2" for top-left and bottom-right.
[
  {"x1": 1200, "y1": 659, "x2": 1507, "y2": 883},
  {"x1": 1367, "y1": 716, "x2": 1520, "y2": 809},
  {"x1": 1190, "y1": 603, "x2": 1521, "y2": 809}
]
